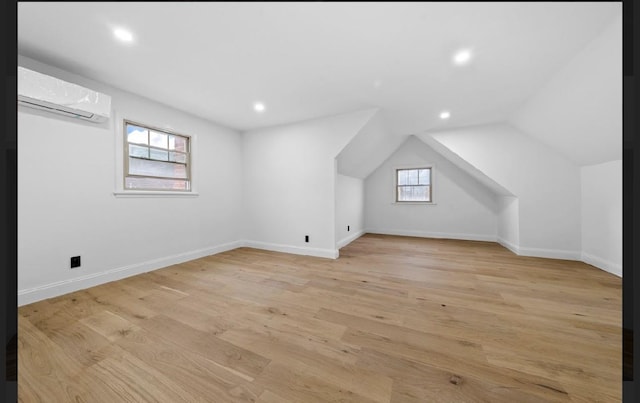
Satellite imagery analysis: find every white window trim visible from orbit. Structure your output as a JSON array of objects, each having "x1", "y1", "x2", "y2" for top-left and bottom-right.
[
  {"x1": 113, "y1": 191, "x2": 200, "y2": 198},
  {"x1": 391, "y1": 164, "x2": 436, "y2": 205},
  {"x1": 113, "y1": 112, "x2": 199, "y2": 198}
]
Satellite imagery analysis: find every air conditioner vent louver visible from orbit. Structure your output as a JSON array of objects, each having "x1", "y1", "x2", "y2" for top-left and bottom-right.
[{"x1": 17, "y1": 66, "x2": 111, "y2": 123}]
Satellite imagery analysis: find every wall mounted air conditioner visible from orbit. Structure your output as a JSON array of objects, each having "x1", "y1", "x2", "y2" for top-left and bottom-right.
[{"x1": 18, "y1": 66, "x2": 111, "y2": 123}]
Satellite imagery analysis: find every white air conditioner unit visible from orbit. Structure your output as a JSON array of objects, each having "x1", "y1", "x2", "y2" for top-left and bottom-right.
[{"x1": 18, "y1": 66, "x2": 111, "y2": 123}]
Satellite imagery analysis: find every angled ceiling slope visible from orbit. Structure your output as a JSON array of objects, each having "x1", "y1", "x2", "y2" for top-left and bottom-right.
[
  {"x1": 508, "y1": 12, "x2": 622, "y2": 166},
  {"x1": 415, "y1": 133, "x2": 513, "y2": 197},
  {"x1": 337, "y1": 110, "x2": 408, "y2": 179}
]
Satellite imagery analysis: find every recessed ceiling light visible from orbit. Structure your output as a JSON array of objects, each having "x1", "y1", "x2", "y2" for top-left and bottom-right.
[
  {"x1": 254, "y1": 102, "x2": 265, "y2": 112},
  {"x1": 440, "y1": 111, "x2": 451, "y2": 120},
  {"x1": 453, "y1": 49, "x2": 472, "y2": 65},
  {"x1": 114, "y1": 28, "x2": 133, "y2": 43}
]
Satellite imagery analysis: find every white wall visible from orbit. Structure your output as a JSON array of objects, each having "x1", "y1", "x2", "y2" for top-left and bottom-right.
[
  {"x1": 335, "y1": 174, "x2": 364, "y2": 249},
  {"x1": 242, "y1": 110, "x2": 373, "y2": 259},
  {"x1": 497, "y1": 196, "x2": 519, "y2": 252},
  {"x1": 509, "y1": 14, "x2": 622, "y2": 166},
  {"x1": 423, "y1": 123, "x2": 581, "y2": 259},
  {"x1": 581, "y1": 160, "x2": 622, "y2": 276},
  {"x1": 18, "y1": 55, "x2": 244, "y2": 305},
  {"x1": 365, "y1": 136, "x2": 498, "y2": 241}
]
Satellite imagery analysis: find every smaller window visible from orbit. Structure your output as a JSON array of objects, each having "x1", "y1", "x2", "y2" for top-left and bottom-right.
[
  {"x1": 124, "y1": 120, "x2": 191, "y2": 191},
  {"x1": 396, "y1": 167, "x2": 432, "y2": 202}
]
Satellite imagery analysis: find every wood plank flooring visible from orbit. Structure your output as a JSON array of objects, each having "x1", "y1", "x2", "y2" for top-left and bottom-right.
[{"x1": 18, "y1": 234, "x2": 622, "y2": 402}]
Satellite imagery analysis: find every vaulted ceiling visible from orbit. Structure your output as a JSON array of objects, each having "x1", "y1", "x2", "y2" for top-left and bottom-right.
[{"x1": 18, "y1": 2, "x2": 620, "y2": 144}]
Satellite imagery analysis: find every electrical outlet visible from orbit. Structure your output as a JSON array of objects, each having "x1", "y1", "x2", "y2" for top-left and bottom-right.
[
  {"x1": 70, "y1": 256, "x2": 81, "y2": 269},
  {"x1": 305, "y1": 235, "x2": 309, "y2": 243}
]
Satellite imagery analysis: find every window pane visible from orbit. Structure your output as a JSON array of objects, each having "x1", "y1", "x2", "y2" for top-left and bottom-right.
[
  {"x1": 128, "y1": 157, "x2": 188, "y2": 179},
  {"x1": 169, "y1": 151, "x2": 187, "y2": 163},
  {"x1": 127, "y1": 125, "x2": 148, "y2": 145},
  {"x1": 125, "y1": 176, "x2": 190, "y2": 191},
  {"x1": 150, "y1": 131, "x2": 168, "y2": 149},
  {"x1": 398, "y1": 170, "x2": 409, "y2": 185},
  {"x1": 408, "y1": 169, "x2": 419, "y2": 185},
  {"x1": 397, "y1": 185, "x2": 430, "y2": 202},
  {"x1": 413, "y1": 186, "x2": 427, "y2": 200},
  {"x1": 397, "y1": 186, "x2": 408, "y2": 201},
  {"x1": 418, "y1": 169, "x2": 430, "y2": 185},
  {"x1": 124, "y1": 122, "x2": 191, "y2": 192},
  {"x1": 129, "y1": 144, "x2": 149, "y2": 159},
  {"x1": 150, "y1": 148, "x2": 169, "y2": 162},
  {"x1": 169, "y1": 135, "x2": 188, "y2": 152}
]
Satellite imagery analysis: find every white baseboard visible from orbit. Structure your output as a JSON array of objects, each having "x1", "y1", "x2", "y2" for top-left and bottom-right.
[
  {"x1": 18, "y1": 240, "x2": 244, "y2": 306},
  {"x1": 337, "y1": 230, "x2": 365, "y2": 249},
  {"x1": 517, "y1": 247, "x2": 581, "y2": 261},
  {"x1": 243, "y1": 240, "x2": 339, "y2": 259},
  {"x1": 498, "y1": 237, "x2": 581, "y2": 260},
  {"x1": 20, "y1": 236, "x2": 618, "y2": 308},
  {"x1": 497, "y1": 237, "x2": 520, "y2": 254},
  {"x1": 582, "y1": 252, "x2": 622, "y2": 277},
  {"x1": 366, "y1": 228, "x2": 497, "y2": 242}
]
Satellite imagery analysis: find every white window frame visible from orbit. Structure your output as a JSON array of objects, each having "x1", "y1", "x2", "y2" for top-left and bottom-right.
[
  {"x1": 392, "y1": 165, "x2": 436, "y2": 204},
  {"x1": 113, "y1": 114, "x2": 198, "y2": 198}
]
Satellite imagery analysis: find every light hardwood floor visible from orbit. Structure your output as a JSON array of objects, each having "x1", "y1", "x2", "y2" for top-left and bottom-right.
[{"x1": 18, "y1": 234, "x2": 621, "y2": 402}]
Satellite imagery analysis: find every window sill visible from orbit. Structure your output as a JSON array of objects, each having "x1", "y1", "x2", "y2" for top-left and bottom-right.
[
  {"x1": 392, "y1": 201, "x2": 437, "y2": 205},
  {"x1": 113, "y1": 191, "x2": 199, "y2": 198}
]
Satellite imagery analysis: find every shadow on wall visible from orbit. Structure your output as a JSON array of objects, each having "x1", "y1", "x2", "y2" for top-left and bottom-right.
[{"x1": 403, "y1": 135, "x2": 500, "y2": 213}]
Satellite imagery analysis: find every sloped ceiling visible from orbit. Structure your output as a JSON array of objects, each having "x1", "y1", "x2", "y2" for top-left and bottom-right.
[
  {"x1": 337, "y1": 111, "x2": 408, "y2": 179},
  {"x1": 360, "y1": 11, "x2": 622, "y2": 183},
  {"x1": 508, "y1": 14, "x2": 622, "y2": 166},
  {"x1": 415, "y1": 133, "x2": 513, "y2": 197},
  {"x1": 18, "y1": 2, "x2": 620, "y2": 136}
]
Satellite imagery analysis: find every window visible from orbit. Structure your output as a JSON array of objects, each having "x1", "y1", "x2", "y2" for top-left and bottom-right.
[
  {"x1": 396, "y1": 167, "x2": 432, "y2": 202},
  {"x1": 124, "y1": 120, "x2": 191, "y2": 191}
]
